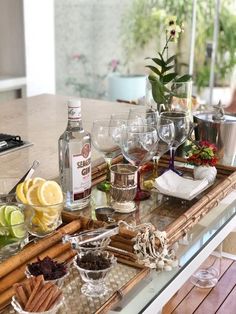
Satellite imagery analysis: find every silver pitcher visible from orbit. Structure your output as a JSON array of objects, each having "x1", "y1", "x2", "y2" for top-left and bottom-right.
[{"x1": 194, "y1": 103, "x2": 236, "y2": 166}]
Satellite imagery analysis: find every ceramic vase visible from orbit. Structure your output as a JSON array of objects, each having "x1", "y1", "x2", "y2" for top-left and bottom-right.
[{"x1": 193, "y1": 165, "x2": 217, "y2": 183}]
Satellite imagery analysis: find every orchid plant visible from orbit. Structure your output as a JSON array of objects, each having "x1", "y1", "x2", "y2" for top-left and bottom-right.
[{"x1": 146, "y1": 16, "x2": 191, "y2": 112}]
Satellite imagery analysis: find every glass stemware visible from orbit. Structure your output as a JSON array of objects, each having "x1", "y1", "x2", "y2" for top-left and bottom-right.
[
  {"x1": 91, "y1": 120, "x2": 120, "y2": 192},
  {"x1": 160, "y1": 111, "x2": 190, "y2": 175},
  {"x1": 119, "y1": 124, "x2": 159, "y2": 201}
]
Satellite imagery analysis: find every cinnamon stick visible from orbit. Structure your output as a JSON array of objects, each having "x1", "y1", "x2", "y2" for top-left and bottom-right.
[
  {"x1": 116, "y1": 257, "x2": 145, "y2": 269},
  {"x1": 0, "y1": 220, "x2": 81, "y2": 279},
  {"x1": 110, "y1": 241, "x2": 134, "y2": 253},
  {"x1": 0, "y1": 242, "x2": 71, "y2": 294}
]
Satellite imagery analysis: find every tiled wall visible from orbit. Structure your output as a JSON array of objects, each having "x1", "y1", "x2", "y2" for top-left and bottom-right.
[{"x1": 55, "y1": 0, "x2": 132, "y2": 99}]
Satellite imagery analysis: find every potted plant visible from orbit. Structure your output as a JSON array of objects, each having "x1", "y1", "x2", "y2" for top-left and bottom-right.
[
  {"x1": 185, "y1": 140, "x2": 218, "y2": 183},
  {"x1": 121, "y1": 0, "x2": 236, "y2": 103}
]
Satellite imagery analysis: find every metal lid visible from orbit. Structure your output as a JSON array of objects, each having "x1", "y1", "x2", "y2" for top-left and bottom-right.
[{"x1": 194, "y1": 112, "x2": 236, "y2": 123}]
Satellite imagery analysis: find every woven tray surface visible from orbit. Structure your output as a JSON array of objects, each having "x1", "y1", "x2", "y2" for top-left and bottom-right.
[{"x1": 3, "y1": 263, "x2": 140, "y2": 314}]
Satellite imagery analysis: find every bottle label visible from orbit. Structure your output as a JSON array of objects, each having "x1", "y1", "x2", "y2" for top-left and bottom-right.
[
  {"x1": 68, "y1": 105, "x2": 81, "y2": 120},
  {"x1": 72, "y1": 143, "x2": 91, "y2": 201}
]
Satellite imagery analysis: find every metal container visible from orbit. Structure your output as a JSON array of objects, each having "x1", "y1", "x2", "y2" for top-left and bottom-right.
[{"x1": 194, "y1": 107, "x2": 236, "y2": 166}]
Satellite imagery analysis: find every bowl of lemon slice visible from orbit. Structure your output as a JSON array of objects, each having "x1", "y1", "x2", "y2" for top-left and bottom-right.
[{"x1": 16, "y1": 178, "x2": 64, "y2": 238}]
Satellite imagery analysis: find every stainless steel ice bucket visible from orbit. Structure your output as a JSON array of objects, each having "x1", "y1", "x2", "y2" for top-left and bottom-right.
[{"x1": 194, "y1": 111, "x2": 236, "y2": 166}]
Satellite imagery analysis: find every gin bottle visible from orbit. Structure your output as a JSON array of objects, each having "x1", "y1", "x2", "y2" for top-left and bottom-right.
[{"x1": 58, "y1": 99, "x2": 91, "y2": 210}]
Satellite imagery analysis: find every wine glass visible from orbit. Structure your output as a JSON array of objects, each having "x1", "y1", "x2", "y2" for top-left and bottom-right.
[
  {"x1": 91, "y1": 120, "x2": 120, "y2": 192},
  {"x1": 128, "y1": 107, "x2": 159, "y2": 128},
  {"x1": 160, "y1": 111, "x2": 190, "y2": 175},
  {"x1": 143, "y1": 118, "x2": 174, "y2": 189},
  {"x1": 119, "y1": 124, "x2": 159, "y2": 201}
]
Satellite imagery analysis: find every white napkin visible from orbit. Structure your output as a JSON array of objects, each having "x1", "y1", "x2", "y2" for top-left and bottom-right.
[{"x1": 154, "y1": 170, "x2": 209, "y2": 200}]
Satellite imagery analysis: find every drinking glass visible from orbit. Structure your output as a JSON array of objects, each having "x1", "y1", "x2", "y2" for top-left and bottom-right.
[
  {"x1": 91, "y1": 120, "x2": 121, "y2": 192},
  {"x1": 119, "y1": 124, "x2": 159, "y2": 201},
  {"x1": 128, "y1": 107, "x2": 159, "y2": 128},
  {"x1": 160, "y1": 111, "x2": 190, "y2": 175}
]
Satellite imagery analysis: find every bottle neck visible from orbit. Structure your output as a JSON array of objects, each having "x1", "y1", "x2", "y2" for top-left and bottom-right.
[
  {"x1": 67, "y1": 118, "x2": 83, "y2": 130},
  {"x1": 67, "y1": 103, "x2": 83, "y2": 130}
]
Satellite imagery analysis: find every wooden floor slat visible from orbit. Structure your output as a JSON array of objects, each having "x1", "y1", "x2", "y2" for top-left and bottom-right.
[
  {"x1": 216, "y1": 285, "x2": 236, "y2": 314},
  {"x1": 194, "y1": 261, "x2": 236, "y2": 313},
  {"x1": 162, "y1": 256, "x2": 234, "y2": 314},
  {"x1": 162, "y1": 255, "x2": 219, "y2": 314}
]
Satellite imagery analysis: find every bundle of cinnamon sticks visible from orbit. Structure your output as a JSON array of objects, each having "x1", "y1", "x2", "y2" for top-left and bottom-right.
[
  {"x1": 0, "y1": 220, "x2": 81, "y2": 311},
  {"x1": 14, "y1": 275, "x2": 62, "y2": 312}
]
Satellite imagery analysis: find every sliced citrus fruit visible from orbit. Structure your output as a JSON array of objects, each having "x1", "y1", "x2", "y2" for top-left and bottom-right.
[
  {"x1": 32, "y1": 177, "x2": 46, "y2": 186},
  {"x1": 10, "y1": 210, "x2": 25, "y2": 238},
  {"x1": 37, "y1": 181, "x2": 63, "y2": 206},
  {"x1": 4, "y1": 205, "x2": 18, "y2": 224},
  {"x1": 26, "y1": 185, "x2": 41, "y2": 205},
  {"x1": 16, "y1": 182, "x2": 27, "y2": 204},
  {"x1": 23, "y1": 178, "x2": 33, "y2": 195},
  {"x1": 0, "y1": 205, "x2": 6, "y2": 226}
]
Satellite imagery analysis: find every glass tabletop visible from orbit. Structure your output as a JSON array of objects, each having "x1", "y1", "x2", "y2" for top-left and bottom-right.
[
  {"x1": 111, "y1": 191, "x2": 236, "y2": 313},
  {"x1": 76, "y1": 187, "x2": 236, "y2": 313}
]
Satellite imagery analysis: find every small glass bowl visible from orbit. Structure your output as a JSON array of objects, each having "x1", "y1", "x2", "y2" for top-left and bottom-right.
[
  {"x1": 63, "y1": 230, "x2": 111, "y2": 253},
  {"x1": 23, "y1": 202, "x2": 63, "y2": 238},
  {"x1": 0, "y1": 203, "x2": 28, "y2": 262},
  {"x1": 11, "y1": 295, "x2": 64, "y2": 314},
  {"x1": 73, "y1": 251, "x2": 117, "y2": 297},
  {"x1": 25, "y1": 268, "x2": 69, "y2": 288}
]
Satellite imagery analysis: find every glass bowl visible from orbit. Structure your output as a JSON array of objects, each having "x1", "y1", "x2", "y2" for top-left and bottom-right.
[
  {"x1": 25, "y1": 267, "x2": 69, "y2": 288},
  {"x1": 0, "y1": 203, "x2": 28, "y2": 261},
  {"x1": 63, "y1": 230, "x2": 111, "y2": 253},
  {"x1": 23, "y1": 202, "x2": 63, "y2": 237},
  {"x1": 11, "y1": 295, "x2": 64, "y2": 314},
  {"x1": 73, "y1": 251, "x2": 117, "y2": 297}
]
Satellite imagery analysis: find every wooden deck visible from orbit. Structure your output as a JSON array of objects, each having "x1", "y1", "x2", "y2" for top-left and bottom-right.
[{"x1": 163, "y1": 256, "x2": 236, "y2": 314}]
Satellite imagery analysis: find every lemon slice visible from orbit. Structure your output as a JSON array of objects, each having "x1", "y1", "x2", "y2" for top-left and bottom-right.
[
  {"x1": 26, "y1": 185, "x2": 41, "y2": 205},
  {"x1": 16, "y1": 182, "x2": 27, "y2": 204},
  {"x1": 32, "y1": 177, "x2": 46, "y2": 186},
  {"x1": 37, "y1": 181, "x2": 63, "y2": 206},
  {"x1": 23, "y1": 178, "x2": 33, "y2": 195},
  {"x1": 10, "y1": 210, "x2": 25, "y2": 238},
  {"x1": 0, "y1": 205, "x2": 6, "y2": 226}
]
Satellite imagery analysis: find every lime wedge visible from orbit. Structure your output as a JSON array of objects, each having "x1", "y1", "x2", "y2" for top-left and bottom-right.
[
  {"x1": 0, "y1": 205, "x2": 6, "y2": 226},
  {"x1": 4, "y1": 206, "x2": 18, "y2": 224},
  {"x1": 10, "y1": 210, "x2": 25, "y2": 238}
]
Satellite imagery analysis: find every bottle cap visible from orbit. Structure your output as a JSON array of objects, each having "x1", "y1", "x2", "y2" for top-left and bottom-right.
[
  {"x1": 68, "y1": 99, "x2": 81, "y2": 120},
  {"x1": 68, "y1": 99, "x2": 81, "y2": 108}
]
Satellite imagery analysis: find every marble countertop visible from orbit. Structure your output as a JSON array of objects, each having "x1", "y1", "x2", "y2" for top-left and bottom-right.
[{"x1": 0, "y1": 94, "x2": 134, "y2": 180}]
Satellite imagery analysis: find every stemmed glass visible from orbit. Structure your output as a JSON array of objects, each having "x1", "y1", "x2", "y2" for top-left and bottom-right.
[
  {"x1": 119, "y1": 124, "x2": 159, "y2": 201},
  {"x1": 160, "y1": 111, "x2": 190, "y2": 175},
  {"x1": 91, "y1": 120, "x2": 120, "y2": 192}
]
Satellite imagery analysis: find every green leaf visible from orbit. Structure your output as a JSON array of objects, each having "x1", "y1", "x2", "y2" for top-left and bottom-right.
[
  {"x1": 145, "y1": 57, "x2": 165, "y2": 67},
  {"x1": 175, "y1": 74, "x2": 192, "y2": 83},
  {"x1": 163, "y1": 65, "x2": 175, "y2": 73},
  {"x1": 162, "y1": 73, "x2": 178, "y2": 84},
  {"x1": 146, "y1": 65, "x2": 161, "y2": 76},
  {"x1": 148, "y1": 77, "x2": 166, "y2": 104},
  {"x1": 166, "y1": 55, "x2": 177, "y2": 64}
]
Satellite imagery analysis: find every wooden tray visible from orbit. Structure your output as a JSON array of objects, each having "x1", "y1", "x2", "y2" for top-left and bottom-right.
[{"x1": 74, "y1": 155, "x2": 236, "y2": 250}]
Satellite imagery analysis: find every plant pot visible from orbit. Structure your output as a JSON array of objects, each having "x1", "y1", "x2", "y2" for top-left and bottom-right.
[
  {"x1": 193, "y1": 166, "x2": 217, "y2": 183},
  {"x1": 107, "y1": 73, "x2": 146, "y2": 102}
]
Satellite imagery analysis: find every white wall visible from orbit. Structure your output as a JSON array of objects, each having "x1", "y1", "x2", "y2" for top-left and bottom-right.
[
  {"x1": 23, "y1": 0, "x2": 55, "y2": 96},
  {"x1": 0, "y1": 0, "x2": 25, "y2": 76}
]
